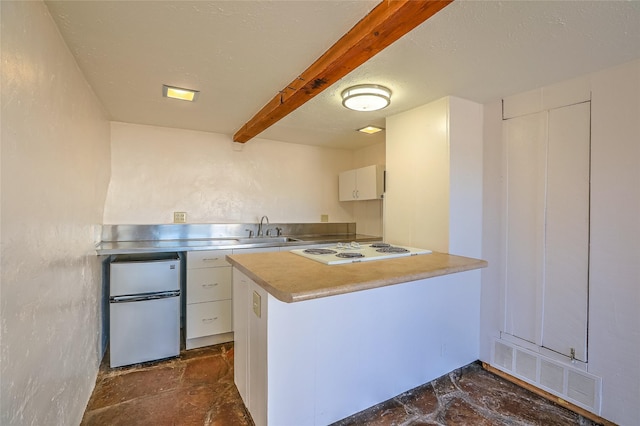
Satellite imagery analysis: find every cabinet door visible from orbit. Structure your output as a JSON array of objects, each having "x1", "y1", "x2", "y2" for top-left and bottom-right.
[
  {"x1": 186, "y1": 267, "x2": 232, "y2": 304},
  {"x1": 356, "y1": 165, "x2": 380, "y2": 200},
  {"x1": 248, "y1": 280, "x2": 268, "y2": 426},
  {"x1": 339, "y1": 169, "x2": 357, "y2": 201},
  {"x1": 187, "y1": 250, "x2": 232, "y2": 269},
  {"x1": 186, "y1": 300, "x2": 233, "y2": 338},
  {"x1": 542, "y1": 102, "x2": 590, "y2": 361},
  {"x1": 504, "y1": 112, "x2": 547, "y2": 346},
  {"x1": 233, "y1": 269, "x2": 250, "y2": 405}
]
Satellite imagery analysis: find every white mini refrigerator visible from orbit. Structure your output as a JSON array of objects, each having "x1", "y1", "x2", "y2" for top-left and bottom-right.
[{"x1": 109, "y1": 254, "x2": 181, "y2": 368}]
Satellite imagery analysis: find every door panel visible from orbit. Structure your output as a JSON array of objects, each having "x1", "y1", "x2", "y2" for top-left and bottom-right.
[
  {"x1": 504, "y1": 112, "x2": 547, "y2": 346},
  {"x1": 542, "y1": 102, "x2": 590, "y2": 361}
]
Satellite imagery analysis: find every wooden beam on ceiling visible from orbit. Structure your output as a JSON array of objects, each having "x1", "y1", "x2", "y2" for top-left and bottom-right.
[{"x1": 233, "y1": 0, "x2": 453, "y2": 143}]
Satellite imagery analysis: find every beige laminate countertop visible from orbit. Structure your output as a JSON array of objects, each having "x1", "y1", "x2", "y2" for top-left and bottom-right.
[{"x1": 226, "y1": 251, "x2": 488, "y2": 303}]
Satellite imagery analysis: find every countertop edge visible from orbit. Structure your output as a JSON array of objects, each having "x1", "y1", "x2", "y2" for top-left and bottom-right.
[
  {"x1": 226, "y1": 252, "x2": 488, "y2": 303},
  {"x1": 287, "y1": 257, "x2": 488, "y2": 303},
  {"x1": 229, "y1": 262, "x2": 297, "y2": 303}
]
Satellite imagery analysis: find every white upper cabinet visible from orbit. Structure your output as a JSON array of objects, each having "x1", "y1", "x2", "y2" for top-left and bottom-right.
[{"x1": 338, "y1": 165, "x2": 384, "y2": 201}]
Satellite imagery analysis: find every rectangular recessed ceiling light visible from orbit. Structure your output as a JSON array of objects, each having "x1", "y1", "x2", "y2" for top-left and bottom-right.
[
  {"x1": 357, "y1": 125, "x2": 384, "y2": 134},
  {"x1": 162, "y1": 84, "x2": 199, "y2": 102}
]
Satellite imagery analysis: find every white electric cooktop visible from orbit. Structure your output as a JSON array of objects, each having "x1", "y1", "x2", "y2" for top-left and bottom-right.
[{"x1": 290, "y1": 242, "x2": 432, "y2": 265}]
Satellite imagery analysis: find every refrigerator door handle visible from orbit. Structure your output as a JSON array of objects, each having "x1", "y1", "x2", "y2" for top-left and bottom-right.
[{"x1": 110, "y1": 291, "x2": 180, "y2": 303}]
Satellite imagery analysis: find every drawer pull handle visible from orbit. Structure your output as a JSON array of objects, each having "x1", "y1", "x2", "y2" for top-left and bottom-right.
[
  {"x1": 202, "y1": 283, "x2": 219, "y2": 288},
  {"x1": 202, "y1": 258, "x2": 219, "y2": 262},
  {"x1": 202, "y1": 317, "x2": 218, "y2": 323}
]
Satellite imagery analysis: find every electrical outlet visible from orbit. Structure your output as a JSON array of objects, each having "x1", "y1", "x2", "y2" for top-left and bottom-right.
[
  {"x1": 252, "y1": 291, "x2": 261, "y2": 318},
  {"x1": 321, "y1": 214, "x2": 329, "y2": 222},
  {"x1": 173, "y1": 212, "x2": 187, "y2": 223}
]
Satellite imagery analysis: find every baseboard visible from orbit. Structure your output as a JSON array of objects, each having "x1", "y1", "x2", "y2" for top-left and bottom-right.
[{"x1": 186, "y1": 332, "x2": 234, "y2": 350}]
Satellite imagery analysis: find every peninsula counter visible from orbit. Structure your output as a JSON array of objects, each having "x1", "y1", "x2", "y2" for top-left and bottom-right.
[
  {"x1": 226, "y1": 250, "x2": 487, "y2": 303},
  {"x1": 226, "y1": 250, "x2": 487, "y2": 426}
]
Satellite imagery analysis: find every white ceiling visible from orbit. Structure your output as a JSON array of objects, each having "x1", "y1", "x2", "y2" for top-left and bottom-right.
[{"x1": 46, "y1": 1, "x2": 640, "y2": 150}]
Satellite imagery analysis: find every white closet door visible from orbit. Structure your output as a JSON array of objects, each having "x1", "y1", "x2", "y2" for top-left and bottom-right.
[
  {"x1": 542, "y1": 102, "x2": 590, "y2": 361},
  {"x1": 504, "y1": 112, "x2": 547, "y2": 345}
]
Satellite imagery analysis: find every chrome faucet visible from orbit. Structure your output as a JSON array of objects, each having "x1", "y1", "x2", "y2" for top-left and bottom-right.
[{"x1": 257, "y1": 215, "x2": 269, "y2": 237}]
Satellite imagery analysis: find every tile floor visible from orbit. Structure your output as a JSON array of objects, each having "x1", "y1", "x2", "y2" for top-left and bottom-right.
[{"x1": 82, "y1": 343, "x2": 602, "y2": 426}]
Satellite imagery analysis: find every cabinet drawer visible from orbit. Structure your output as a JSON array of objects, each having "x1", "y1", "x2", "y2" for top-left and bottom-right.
[
  {"x1": 186, "y1": 300, "x2": 232, "y2": 339},
  {"x1": 187, "y1": 250, "x2": 232, "y2": 269},
  {"x1": 187, "y1": 267, "x2": 232, "y2": 303}
]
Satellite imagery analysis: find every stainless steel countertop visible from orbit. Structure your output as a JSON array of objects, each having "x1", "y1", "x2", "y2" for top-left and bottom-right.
[{"x1": 96, "y1": 234, "x2": 381, "y2": 255}]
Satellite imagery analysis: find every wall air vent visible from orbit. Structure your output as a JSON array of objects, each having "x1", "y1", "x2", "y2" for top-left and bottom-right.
[{"x1": 491, "y1": 338, "x2": 601, "y2": 415}]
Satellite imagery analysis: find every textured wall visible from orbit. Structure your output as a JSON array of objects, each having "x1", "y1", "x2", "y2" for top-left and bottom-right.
[
  {"x1": 479, "y1": 60, "x2": 640, "y2": 425},
  {"x1": 104, "y1": 122, "x2": 357, "y2": 226},
  {"x1": 0, "y1": 1, "x2": 111, "y2": 424}
]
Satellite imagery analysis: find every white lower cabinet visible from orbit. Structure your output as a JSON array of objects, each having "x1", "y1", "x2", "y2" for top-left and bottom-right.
[
  {"x1": 185, "y1": 250, "x2": 234, "y2": 349},
  {"x1": 185, "y1": 247, "x2": 278, "y2": 350},
  {"x1": 186, "y1": 267, "x2": 232, "y2": 303},
  {"x1": 186, "y1": 300, "x2": 233, "y2": 338},
  {"x1": 233, "y1": 269, "x2": 268, "y2": 426}
]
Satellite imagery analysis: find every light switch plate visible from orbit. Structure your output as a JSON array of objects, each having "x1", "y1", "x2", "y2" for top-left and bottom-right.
[{"x1": 252, "y1": 291, "x2": 261, "y2": 318}]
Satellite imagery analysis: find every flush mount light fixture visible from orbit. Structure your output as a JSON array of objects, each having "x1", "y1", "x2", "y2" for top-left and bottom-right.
[
  {"x1": 341, "y1": 84, "x2": 391, "y2": 112},
  {"x1": 358, "y1": 125, "x2": 385, "y2": 134},
  {"x1": 162, "y1": 84, "x2": 199, "y2": 102}
]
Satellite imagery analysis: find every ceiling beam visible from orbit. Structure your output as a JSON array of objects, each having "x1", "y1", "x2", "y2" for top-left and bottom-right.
[{"x1": 233, "y1": 0, "x2": 453, "y2": 143}]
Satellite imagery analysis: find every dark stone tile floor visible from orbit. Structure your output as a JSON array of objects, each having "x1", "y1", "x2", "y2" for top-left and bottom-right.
[
  {"x1": 332, "y1": 362, "x2": 602, "y2": 426},
  {"x1": 81, "y1": 343, "x2": 252, "y2": 426},
  {"x1": 82, "y1": 344, "x2": 602, "y2": 426}
]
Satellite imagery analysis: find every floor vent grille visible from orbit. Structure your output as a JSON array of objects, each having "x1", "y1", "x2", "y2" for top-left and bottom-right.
[{"x1": 491, "y1": 338, "x2": 601, "y2": 415}]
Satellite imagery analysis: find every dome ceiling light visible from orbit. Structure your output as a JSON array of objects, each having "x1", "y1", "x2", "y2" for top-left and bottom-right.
[{"x1": 341, "y1": 84, "x2": 391, "y2": 112}]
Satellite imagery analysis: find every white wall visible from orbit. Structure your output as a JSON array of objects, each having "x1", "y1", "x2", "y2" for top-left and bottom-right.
[
  {"x1": 448, "y1": 97, "x2": 483, "y2": 258},
  {"x1": 351, "y1": 142, "x2": 385, "y2": 237},
  {"x1": 384, "y1": 96, "x2": 483, "y2": 257},
  {"x1": 480, "y1": 59, "x2": 640, "y2": 425},
  {"x1": 588, "y1": 60, "x2": 640, "y2": 425},
  {"x1": 0, "y1": 2, "x2": 111, "y2": 425},
  {"x1": 104, "y1": 122, "x2": 358, "y2": 226},
  {"x1": 385, "y1": 97, "x2": 450, "y2": 251},
  {"x1": 479, "y1": 100, "x2": 505, "y2": 365}
]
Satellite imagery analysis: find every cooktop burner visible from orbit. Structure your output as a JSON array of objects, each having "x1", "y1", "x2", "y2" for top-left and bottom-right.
[
  {"x1": 335, "y1": 252, "x2": 365, "y2": 259},
  {"x1": 303, "y1": 248, "x2": 338, "y2": 255},
  {"x1": 376, "y1": 247, "x2": 410, "y2": 254},
  {"x1": 290, "y1": 243, "x2": 432, "y2": 265},
  {"x1": 369, "y1": 243, "x2": 391, "y2": 248}
]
